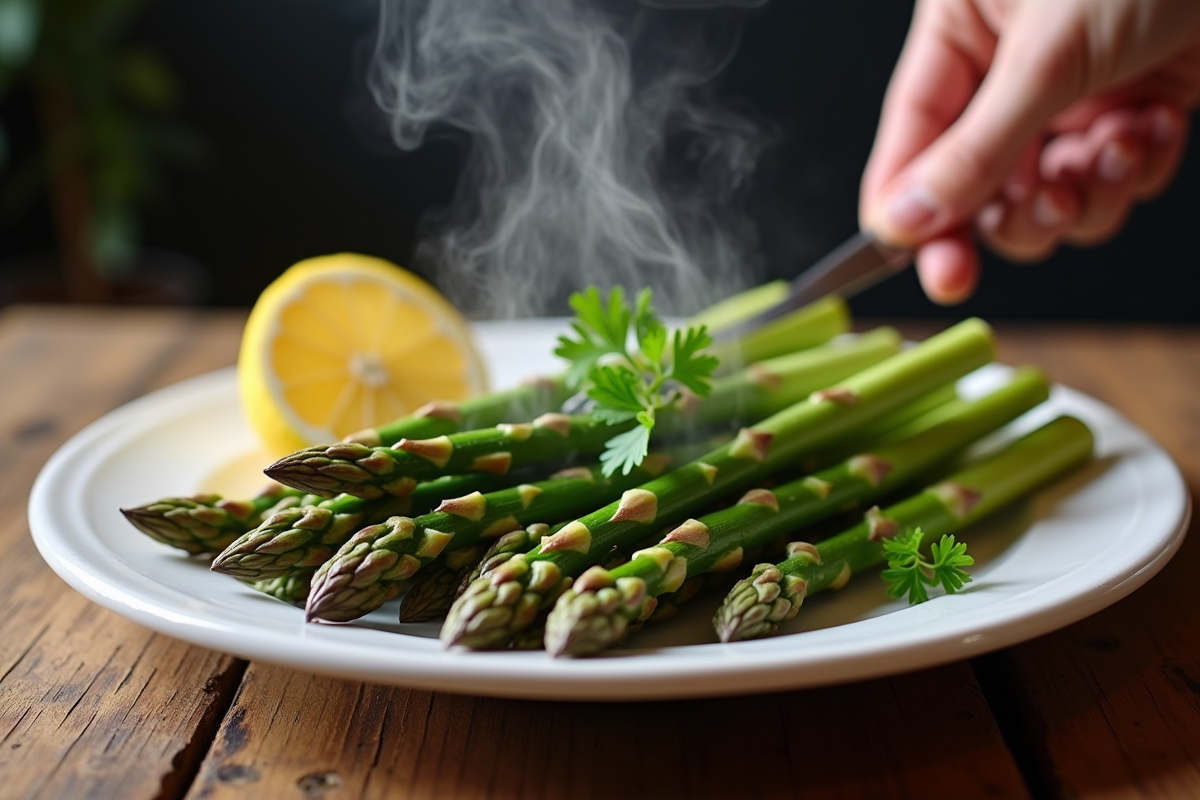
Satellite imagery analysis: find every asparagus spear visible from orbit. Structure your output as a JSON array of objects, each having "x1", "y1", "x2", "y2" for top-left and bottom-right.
[
  {"x1": 714, "y1": 415, "x2": 1094, "y2": 642},
  {"x1": 266, "y1": 329, "x2": 900, "y2": 500},
  {"x1": 245, "y1": 573, "x2": 313, "y2": 607},
  {"x1": 209, "y1": 470, "x2": 515, "y2": 580},
  {"x1": 342, "y1": 377, "x2": 572, "y2": 447},
  {"x1": 304, "y1": 451, "x2": 686, "y2": 623},
  {"x1": 544, "y1": 367, "x2": 1049, "y2": 656},
  {"x1": 120, "y1": 484, "x2": 310, "y2": 556},
  {"x1": 655, "y1": 327, "x2": 901, "y2": 439},
  {"x1": 442, "y1": 318, "x2": 997, "y2": 650},
  {"x1": 397, "y1": 544, "x2": 488, "y2": 623},
  {"x1": 708, "y1": 295, "x2": 849, "y2": 371}
]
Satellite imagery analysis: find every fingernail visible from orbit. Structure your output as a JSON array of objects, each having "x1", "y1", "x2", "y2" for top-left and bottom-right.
[
  {"x1": 1032, "y1": 190, "x2": 1067, "y2": 228},
  {"x1": 1150, "y1": 107, "x2": 1179, "y2": 145},
  {"x1": 883, "y1": 185, "x2": 940, "y2": 235},
  {"x1": 1096, "y1": 141, "x2": 1135, "y2": 184}
]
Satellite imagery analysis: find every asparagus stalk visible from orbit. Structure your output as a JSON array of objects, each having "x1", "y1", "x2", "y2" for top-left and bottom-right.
[
  {"x1": 397, "y1": 544, "x2": 488, "y2": 623},
  {"x1": 442, "y1": 318, "x2": 997, "y2": 650},
  {"x1": 209, "y1": 470, "x2": 514, "y2": 580},
  {"x1": 714, "y1": 415, "x2": 1094, "y2": 642},
  {"x1": 304, "y1": 448, "x2": 691, "y2": 623},
  {"x1": 544, "y1": 367, "x2": 1049, "y2": 655},
  {"x1": 120, "y1": 484, "x2": 309, "y2": 556},
  {"x1": 685, "y1": 279, "x2": 789, "y2": 332},
  {"x1": 655, "y1": 327, "x2": 901, "y2": 439},
  {"x1": 266, "y1": 329, "x2": 900, "y2": 500},
  {"x1": 342, "y1": 377, "x2": 573, "y2": 447},
  {"x1": 708, "y1": 295, "x2": 850, "y2": 371},
  {"x1": 246, "y1": 574, "x2": 313, "y2": 607}
]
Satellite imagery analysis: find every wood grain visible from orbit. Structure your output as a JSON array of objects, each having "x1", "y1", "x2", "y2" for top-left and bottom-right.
[
  {"x1": 0, "y1": 306, "x2": 248, "y2": 799},
  {"x1": 185, "y1": 661, "x2": 1027, "y2": 800}
]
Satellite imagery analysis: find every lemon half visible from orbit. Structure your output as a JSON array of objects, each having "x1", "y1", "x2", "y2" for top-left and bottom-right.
[{"x1": 239, "y1": 254, "x2": 487, "y2": 455}]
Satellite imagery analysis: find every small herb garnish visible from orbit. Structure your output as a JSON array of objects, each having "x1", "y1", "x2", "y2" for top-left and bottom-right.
[
  {"x1": 880, "y1": 527, "x2": 974, "y2": 605},
  {"x1": 554, "y1": 287, "x2": 719, "y2": 476}
]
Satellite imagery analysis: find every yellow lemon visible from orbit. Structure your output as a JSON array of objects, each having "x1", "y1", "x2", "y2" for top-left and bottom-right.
[{"x1": 238, "y1": 253, "x2": 487, "y2": 456}]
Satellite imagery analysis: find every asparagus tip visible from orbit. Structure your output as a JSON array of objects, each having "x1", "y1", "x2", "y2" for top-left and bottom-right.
[
  {"x1": 441, "y1": 556, "x2": 562, "y2": 650},
  {"x1": 713, "y1": 564, "x2": 806, "y2": 643},
  {"x1": 544, "y1": 576, "x2": 647, "y2": 657}
]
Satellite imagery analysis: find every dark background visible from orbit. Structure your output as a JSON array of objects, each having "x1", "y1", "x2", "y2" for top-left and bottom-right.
[{"x1": 1, "y1": 0, "x2": 1197, "y2": 320}]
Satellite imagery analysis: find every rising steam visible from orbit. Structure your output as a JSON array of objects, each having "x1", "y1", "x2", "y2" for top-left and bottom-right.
[{"x1": 369, "y1": 0, "x2": 773, "y2": 318}]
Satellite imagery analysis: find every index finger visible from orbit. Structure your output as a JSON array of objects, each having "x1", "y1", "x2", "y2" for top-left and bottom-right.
[{"x1": 860, "y1": 0, "x2": 995, "y2": 221}]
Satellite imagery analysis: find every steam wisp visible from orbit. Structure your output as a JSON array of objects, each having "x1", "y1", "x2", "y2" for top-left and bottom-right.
[{"x1": 369, "y1": 0, "x2": 772, "y2": 318}]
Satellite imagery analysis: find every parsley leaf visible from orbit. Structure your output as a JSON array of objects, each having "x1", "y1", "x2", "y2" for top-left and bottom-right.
[
  {"x1": 556, "y1": 286, "x2": 720, "y2": 476},
  {"x1": 599, "y1": 424, "x2": 653, "y2": 476},
  {"x1": 586, "y1": 365, "x2": 644, "y2": 424},
  {"x1": 668, "y1": 326, "x2": 719, "y2": 395},
  {"x1": 881, "y1": 527, "x2": 974, "y2": 605},
  {"x1": 554, "y1": 287, "x2": 633, "y2": 389}
]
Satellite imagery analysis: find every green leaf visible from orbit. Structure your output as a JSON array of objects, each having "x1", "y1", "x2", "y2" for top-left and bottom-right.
[
  {"x1": 668, "y1": 325, "x2": 719, "y2": 396},
  {"x1": 929, "y1": 534, "x2": 974, "y2": 594},
  {"x1": 881, "y1": 565, "x2": 928, "y2": 605},
  {"x1": 558, "y1": 285, "x2": 719, "y2": 475},
  {"x1": 570, "y1": 286, "x2": 630, "y2": 352},
  {"x1": 555, "y1": 287, "x2": 634, "y2": 389},
  {"x1": 586, "y1": 365, "x2": 643, "y2": 424},
  {"x1": 599, "y1": 424, "x2": 652, "y2": 477},
  {"x1": 880, "y1": 527, "x2": 972, "y2": 606},
  {"x1": 554, "y1": 327, "x2": 607, "y2": 389},
  {"x1": 638, "y1": 321, "x2": 667, "y2": 367}
]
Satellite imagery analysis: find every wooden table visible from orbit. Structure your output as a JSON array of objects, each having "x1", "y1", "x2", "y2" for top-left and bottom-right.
[{"x1": 1, "y1": 305, "x2": 1197, "y2": 800}]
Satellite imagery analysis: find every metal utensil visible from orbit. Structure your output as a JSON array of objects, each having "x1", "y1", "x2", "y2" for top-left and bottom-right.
[{"x1": 710, "y1": 232, "x2": 912, "y2": 343}]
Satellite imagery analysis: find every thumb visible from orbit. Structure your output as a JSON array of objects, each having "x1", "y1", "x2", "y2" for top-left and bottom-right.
[{"x1": 867, "y1": 6, "x2": 1084, "y2": 248}]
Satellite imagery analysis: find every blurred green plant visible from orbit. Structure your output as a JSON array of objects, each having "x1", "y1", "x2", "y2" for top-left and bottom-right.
[{"x1": 0, "y1": 0, "x2": 201, "y2": 301}]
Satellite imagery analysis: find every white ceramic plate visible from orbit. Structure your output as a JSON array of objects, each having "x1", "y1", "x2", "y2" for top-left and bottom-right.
[{"x1": 30, "y1": 321, "x2": 1190, "y2": 701}]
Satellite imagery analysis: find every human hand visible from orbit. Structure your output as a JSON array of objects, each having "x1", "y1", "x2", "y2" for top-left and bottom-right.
[{"x1": 860, "y1": 0, "x2": 1200, "y2": 304}]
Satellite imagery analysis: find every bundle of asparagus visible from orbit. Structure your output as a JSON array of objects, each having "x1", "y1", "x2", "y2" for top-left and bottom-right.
[
  {"x1": 543, "y1": 367, "x2": 1051, "y2": 656},
  {"x1": 120, "y1": 286, "x2": 851, "y2": 601},
  {"x1": 714, "y1": 415, "x2": 1093, "y2": 642},
  {"x1": 442, "y1": 318, "x2": 996, "y2": 649},
  {"x1": 117, "y1": 279, "x2": 1093, "y2": 659}
]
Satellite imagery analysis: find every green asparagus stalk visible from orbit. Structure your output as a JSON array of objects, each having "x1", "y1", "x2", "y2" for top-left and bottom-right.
[
  {"x1": 266, "y1": 329, "x2": 899, "y2": 500},
  {"x1": 397, "y1": 544, "x2": 488, "y2": 623},
  {"x1": 209, "y1": 470, "x2": 514, "y2": 580},
  {"x1": 714, "y1": 415, "x2": 1094, "y2": 642},
  {"x1": 442, "y1": 318, "x2": 997, "y2": 650},
  {"x1": 304, "y1": 448, "x2": 691, "y2": 623},
  {"x1": 685, "y1": 280, "x2": 789, "y2": 332},
  {"x1": 544, "y1": 367, "x2": 1049, "y2": 655},
  {"x1": 120, "y1": 484, "x2": 311, "y2": 556},
  {"x1": 342, "y1": 377, "x2": 573, "y2": 447},
  {"x1": 267, "y1": 414, "x2": 630, "y2": 498},
  {"x1": 655, "y1": 327, "x2": 901, "y2": 438},
  {"x1": 245, "y1": 573, "x2": 313, "y2": 607},
  {"x1": 708, "y1": 295, "x2": 850, "y2": 371}
]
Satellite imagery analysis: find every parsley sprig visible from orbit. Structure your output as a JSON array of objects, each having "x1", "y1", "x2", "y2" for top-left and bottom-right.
[
  {"x1": 880, "y1": 528, "x2": 974, "y2": 605},
  {"x1": 554, "y1": 287, "x2": 719, "y2": 477}
]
